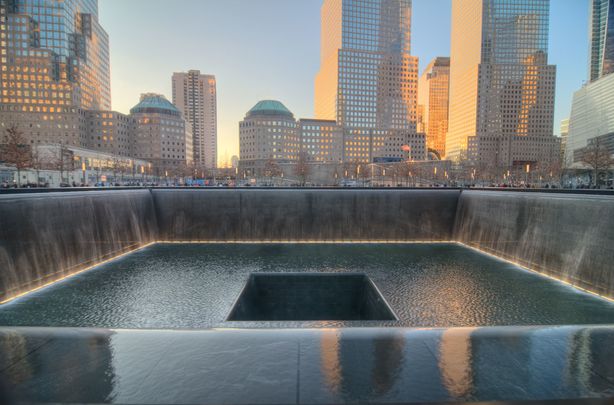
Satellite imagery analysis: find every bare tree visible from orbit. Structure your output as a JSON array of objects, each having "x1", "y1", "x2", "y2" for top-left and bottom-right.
[
  {"x1": 51, "y1": 143, "x2": 72, "y2": 185},
  {"x1": 1, "y1": 125, "x2": 31, "y2": 186},
  {"x1": 581, "y1": 137, "x2": 614, "y2": 187},
  {"x1": 30, "y1": 146, "x2": 53, "y2": 187},
  {"x1": 342, "y1": 161, "x2": 357, "y2": 180},
  {"x1": 357, "y1": 162, "x2": 371, "y2": 186},
  {"x1": 194, "y1": 164, "x2": 208, "y2": 181},
  {"x1": 111, "y1": 158, "x2": 125, "y2": 184},
  {"x1": 264, "y1": 157, "x2": 282, "y2": 184},
  {"x1": 294, "y1": 152, "x2": 310, "y2": 186}
]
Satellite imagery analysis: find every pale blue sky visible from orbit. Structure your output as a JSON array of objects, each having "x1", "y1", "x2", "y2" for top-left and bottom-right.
[{"x1": 100, "y1": 0, "x2": 589, "y2": 164}]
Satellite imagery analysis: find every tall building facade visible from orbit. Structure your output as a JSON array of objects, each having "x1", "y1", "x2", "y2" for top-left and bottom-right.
[
  {"x1": 172, "y1": 70, "x2": 217, "y2": 168},
  {"x1": 566, "y1": 0, "x2": 614, "y2": 167},
  {"x1": 589, "y1": 0, "x2": 614, "y2": 82},
  {"x1": 238, "y1": 99, "x2": 426, "y2": 175},
  {"x1": 566, "y1": 72, "x2": 614, "y2": 167},
  {"x1": 0, "y1": 0, "x2": 111, "y2": 110},
  {"x1": 418, "y1": 57, "x2": 450, "y2": 159},
  {"x1": 298, "y1": 119, "x2": 343, "y2": 163},
  {"x1": 560, "y1": 118, "x2": 569, "y2": 162},
  {"x1": 84, "y1": 110, "x2": 135, "y2": 157},
  {"x1": 314, "y1": 0, "x2": 419, "y2": 163},
  {"x1": 0, "y1": 0, "x2": 111, "y2": 150},
  {"x1": 447, "y1": 0, "x2": 559, "y2": 167}
]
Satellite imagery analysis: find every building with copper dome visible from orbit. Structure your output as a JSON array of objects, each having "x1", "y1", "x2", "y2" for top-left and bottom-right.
[{"x1": 131, "y1": 93, "x2": 193, "y2": 175}]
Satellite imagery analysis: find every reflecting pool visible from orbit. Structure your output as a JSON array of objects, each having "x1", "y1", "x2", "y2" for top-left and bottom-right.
[{"x1": 1, "y1": 243, "x2": 614, "y2": 329}]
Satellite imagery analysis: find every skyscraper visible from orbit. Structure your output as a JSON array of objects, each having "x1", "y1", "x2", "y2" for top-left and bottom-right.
[
  {"x1": 0, "y1": 0, "x2": 110, "y2": 110},
  {"x1": 314, "y1": 0, "x2": 419, "y2": 163},
  {"x1": 560, "y1": 118, "x2": 569, "y2": 162},
  {"x1": 418, "y1": 57, "x2": 450, "y2": 159},
  {"x1": 566, "y1": 0, "x2": 614, "y2": 168},
  {"x1": 172, "y1": 70, "x2": 217, "y2": 168},
  {"x1": 447, "y1": 0, "x2": 559, "y2": 167},
  {"x1": 589, "y1": 0, "x2": 614, "y2": 82}
]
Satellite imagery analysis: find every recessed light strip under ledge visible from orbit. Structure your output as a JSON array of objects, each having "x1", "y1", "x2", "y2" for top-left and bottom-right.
[
  {"x1": 1, "y1": 240, "x2": 613, "y2": 305},
  {"x1": 0, "y1": 242, "x2": 157, "y2": 305},
  {"x1": 456, "y1": 242, "x2": 614, "y2": 304}
]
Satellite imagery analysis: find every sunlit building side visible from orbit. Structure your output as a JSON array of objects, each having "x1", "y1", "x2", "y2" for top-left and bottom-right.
[
  {"x1": 418, "y1": 57, "x2": 450, "y2": 159},
  {"x1": 0, "y1": 0, "x2": 116, "y2": 151},
  {"x1": 172, "y1": 70, "x2": 217, "y2": 169},
  {"x1": 315, "y1": 0, "x2": 419, "y2": 163},
  {"x1": 447, "y1": 0, "x2": 559, "y2": 167},
  {"x1": 298, "y1": 119, "x2": 343, "y2": 163},
  {"x1": 0, "y1": 0, "x2": 110, "y2": 111}
]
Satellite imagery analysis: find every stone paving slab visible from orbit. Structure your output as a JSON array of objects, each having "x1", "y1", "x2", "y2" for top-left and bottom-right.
[{"x1": 0, "y1": 326, "x2": 613, "y2": 404}]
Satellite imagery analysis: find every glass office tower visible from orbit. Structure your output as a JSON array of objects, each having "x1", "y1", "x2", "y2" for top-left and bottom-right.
[
  {"x1": 447, "y1": 0, "x2": 558, "y2": 167},
  {"x1": 590, "y1": 0, "x2": 614, "y2": 82},
  {"x1": 315, "y1": 0, "x2": 420, "y2": 163},
  {"x1": 0, "y1": 0, "x2": 110, "y2": 110}
]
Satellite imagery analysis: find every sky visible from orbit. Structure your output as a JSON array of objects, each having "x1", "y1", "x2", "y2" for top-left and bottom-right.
[{"x1": 99, "y1": 0, "x2": 589, "y2": 166}]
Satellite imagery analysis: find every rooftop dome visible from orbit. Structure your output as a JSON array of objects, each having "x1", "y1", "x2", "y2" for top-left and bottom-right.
[
  {"x1": 247, "y1": 100, "x2": 293, "y2": 118},
  {"x1": 130, "y1": 93, "x2": 181, "y2": 117}
]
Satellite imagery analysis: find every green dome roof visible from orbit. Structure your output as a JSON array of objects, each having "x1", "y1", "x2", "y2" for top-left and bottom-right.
[
  {"x1": 130, "y1": 94, "x2": 181, "y2": 117},
  {"x1": 247, "y1": 100, "x2": 294, "y2": 118}
]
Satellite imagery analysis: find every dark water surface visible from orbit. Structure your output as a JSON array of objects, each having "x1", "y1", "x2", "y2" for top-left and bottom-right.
[{"x1": 1, "y1": 243, "x2": 614, "y2": 329}]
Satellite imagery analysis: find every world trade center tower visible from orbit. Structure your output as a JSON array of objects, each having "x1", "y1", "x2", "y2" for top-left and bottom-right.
[
  {"x1": 446, "y1": 0, "x2": 559, "y2": 167},
  {"x1": 315, "y1": 0, "x2": 420, "y2": 163},
  {"x1": 589, "y1": 0, "x2": 614, "y2": 82}
]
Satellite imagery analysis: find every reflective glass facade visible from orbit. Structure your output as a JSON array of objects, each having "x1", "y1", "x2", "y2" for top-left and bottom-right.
[
  {"x1": 590, "y1": 0, "x2": 614, "y2": 81},
  {"x1": 447, "y1": 0, "x2": 558, "y2": 167},
  {"x1": 0, "y1": 0, "x2": 110, "y2": 110},
  {"x1": 315, "y1": 0, "x2": 419, "y2": 163},
  {"x1": 566, "y1": 73, "x2": 614, "y2": 167}
]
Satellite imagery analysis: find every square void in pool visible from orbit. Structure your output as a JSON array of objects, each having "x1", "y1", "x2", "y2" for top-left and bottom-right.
[{"x1": 227, "y1": 273, "x2": 397, "y2": 321}]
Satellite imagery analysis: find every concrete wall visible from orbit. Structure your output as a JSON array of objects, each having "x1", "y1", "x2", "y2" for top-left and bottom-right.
[
  {"x1": 1, "y1": 188, "x2": 614, "y2": 303},
  {"x1": 0, "y1": 190, "x2": 157, "y2": 302},
  {"x1": 152, "y1": 189, "x2": 460, "y2": 242},
  {"x1": 454, "y1": 191, "x2": 614, "y2": 298}
]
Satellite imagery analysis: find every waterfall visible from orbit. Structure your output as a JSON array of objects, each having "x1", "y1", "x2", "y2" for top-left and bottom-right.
[
  {"x1": 0, "y1": 190, "x2": 158, "y2": 302},
  {"x1": 454, "y1": 191, "x2": 614, "y2": 298}
]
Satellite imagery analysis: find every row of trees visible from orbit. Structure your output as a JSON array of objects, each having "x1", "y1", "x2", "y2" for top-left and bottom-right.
[
  {"x1": 0, "y1": 126, "x2": 73, "y2": 186},
  {"x1": 253, "y1": 154, "x2": 568, "y2": 187},
  {"x1": 578, "y1": 137, "x2": 614, "y2": 187},
  {"x1": 0, "y1": 125, "x2": 139, "y2": 186},
  {"x1": 4, "y1": 122, "x2": 613, "y2": 187},
  {"x1": 261, "y1": 152, "x2": 310, "y2": 186}
]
